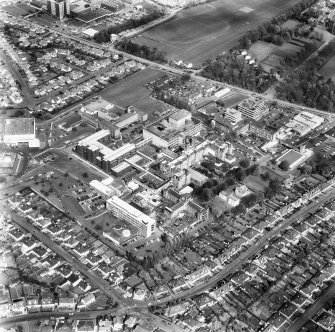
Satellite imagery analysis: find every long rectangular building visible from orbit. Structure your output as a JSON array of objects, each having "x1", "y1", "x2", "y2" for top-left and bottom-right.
[{"x1": 106, "y1": 196, "x2": 156, "y2": 238}]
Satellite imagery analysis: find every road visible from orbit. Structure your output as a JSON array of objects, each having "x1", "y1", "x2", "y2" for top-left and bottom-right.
[
  {"x1": 0, "y1": 309, "x2": 184, "y2": 332},
  {"x1": 10, "y1": 213, "x2": 130, "y2": 306},
  {"x1": 15, "y1": 16, "x2": 335, "y2": 121},
  {"x1": 147, "y1": 189, "x2": 335, "y2": 307},
  {"x1": 0, "y1": 51, "x2": 34, "y2": 108},
  {"x1": 286, "y1": 283, "x2": 335, "y2": 332}
]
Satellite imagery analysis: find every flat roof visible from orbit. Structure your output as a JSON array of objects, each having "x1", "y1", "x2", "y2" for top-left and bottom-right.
[
  {"x1": 107, "y1": 196, "x2": 155, "y2": 227},
  {"x1": 278, "y1": 149, "x2": 303, "y2": 165},
  {"x1": 4, "y1": 118, "x2": 35, "y2": 136},
  {"x1": 169, "y1": 109, "x2": 191, "y2": 121},
  {"x1": 82, "y1": 28, "x2": 99, "y2": 37}
]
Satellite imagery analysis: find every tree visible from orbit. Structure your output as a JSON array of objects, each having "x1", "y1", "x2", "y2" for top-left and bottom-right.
[
  {"x1": 200, "y1": 188, "x2": 212, "y2": 202},
  {"x1": 239, "y1": 159, "x2": 250, "y2": 168},
  {"x1": 279, "y1": 160, "x2": 290, "y2": 171},
  {"x1": 82, "y1": 172, "x2": 89, "y2": 179},
  {"x1": 301, "y1": 164, "x2": 312, "y2": 174},
  {"x1": 160, "y1": 232, "x2": 168, "y2": 244}
]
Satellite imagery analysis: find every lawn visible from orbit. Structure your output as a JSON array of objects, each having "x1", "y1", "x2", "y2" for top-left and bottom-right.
[
  {"x1": 86, "y1": 212, "x2": 112, "y2": 233},
  {"x1": 100, "y1": 68, "x2": 167, "y2": 120},
  {"x1": 48, "y1": 152, "x2": 103, "y2": 184},
  {"x1": 217, "y1": 92, "x2": 248, "y2": 108},
  {"x1": 133, "y1": 0, "x2": 302, "y2": 66},
  {"x1": 29, "y1": 14, "x2": 59, "y2": 27},
  {"x1": 319, "y1": 55, "x2": 335, "y2": 80},
  {"x1": 244, "y1": 175, "x2": 269, "y2": 193},
  {"x1": 62, "y1": 194, "x2": 86, "y2": 216},
  {"x1": 3, "y1": 3, "x2": 37, "y2": 16},
  {"x1": 281, "y1": 19, "x2": 299, "y2": 30},
  {"x1": 249, "y1": 41, "x2": 277, "y2": 62}
]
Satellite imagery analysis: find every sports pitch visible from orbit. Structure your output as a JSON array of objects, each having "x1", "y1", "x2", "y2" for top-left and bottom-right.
[{"x1": 133, "y1": 0, "x2": 301, "y2": 66}]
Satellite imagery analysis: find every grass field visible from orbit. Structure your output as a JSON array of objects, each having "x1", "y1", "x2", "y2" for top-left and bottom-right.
[
  {"x1": 62, "y1": 194, "x2": 86, "y2": 216},
  {"x1": 100, "y1": 68, "x2": 166, "y2": 119},
  {"x1": 3, "y1": 3, "x2": 37, "y2": 16},
  {"x1": 244, "y1": 175, "x2": 268, "y2": 193},
  {"x1": 86, "y1": 212, "x2": 113, "y2": 232},
  {"x1": 217, "y1": 92, "x2": 248, "y2": 108},
  {"x1": 29, "y1": 14, "x2": 59, "y2": 27},
  {"x1": 133, "y1": 0, "x2": 301, "y2": 66},
  {"x1": 319, "y1": 55, "x2": 335, "y2": 80},
  {"x1": 49, "y1": 153, "x2": 103, "y2": 184}
]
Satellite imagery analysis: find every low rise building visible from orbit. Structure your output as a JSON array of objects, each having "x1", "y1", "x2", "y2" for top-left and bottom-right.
[{"x1": 2, "y1": 118, "x2": 40, "y2": 148}]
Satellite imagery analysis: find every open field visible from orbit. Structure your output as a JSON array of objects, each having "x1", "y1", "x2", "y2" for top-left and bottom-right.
[
  {"x1": 244, "y1": 175, "x2": 268, "y2": 193},
  {"x1": 3, "y1": 3, "x2": 37, "y2": 16},
  {"x1": 29, "y1": 14, "x2": 59, "y2": 27},
  {"x1": 86, "y1": 212, "x2": 113, "y2": 232},
  {"x1": 49, "y1": 153, "x2": 103, "y2": 184},
  {"x1": 133, "y1": 0, "x2": 301, "y2": 66},
  {"x1": 250, "y1": 38, "x2": 322, "y2": 72},
  {"x1": 217, "y1": 92, "x2": 248, "y2": 108},
  {"x1": 319, "y1": 55, "x2": 335, "y2": 80},
  {"x1": 281, "y1": 19, "x2": 299, "y2": 30},
  {"x1": 100, "y1": 68, "x2": 167, "y2": 119},
  {"x1": 62, "y1": 194, "x2": 86, "y2": 216}
]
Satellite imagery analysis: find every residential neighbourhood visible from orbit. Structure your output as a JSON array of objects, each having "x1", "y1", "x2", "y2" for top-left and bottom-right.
[{"x1": 2, "y1": 0, "x2": 335, "y2": 332}]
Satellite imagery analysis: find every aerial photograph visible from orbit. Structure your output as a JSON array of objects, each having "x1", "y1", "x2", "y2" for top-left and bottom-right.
[{"x1": 2, "y1": 0, "x2": 335, "y2": 331}]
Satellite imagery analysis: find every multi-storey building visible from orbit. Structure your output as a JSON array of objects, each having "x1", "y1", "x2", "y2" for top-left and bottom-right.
[
  {"x1": 143, "y1": 111, "x2": 202, "y2": 149},
  {"x1": 237, "y1": 98, "x2": 268, "y2": 120},
  {"x1": 47, "y1": 0, "x2": 71, "y2": 20},
  {"x1": 225, "y1": 108, "x2": 243, "y2": 125},
  {"x1": 106, "y1": 196, "x2": 156, "y2": 237}
]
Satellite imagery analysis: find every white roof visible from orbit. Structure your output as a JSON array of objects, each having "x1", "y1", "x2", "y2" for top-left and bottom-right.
[
  {"x1": 90, "y1": 180, "x2": 113, "y2": 196},
  {"x1": 82, "y1": 28, "x2": 98, "y2": 38},
  {"x1": 127, "y1": 181, "x2": 139, "y2": 191},
  {"x1": 107, "y1": 196, "x2": 155, "y2": 227}
]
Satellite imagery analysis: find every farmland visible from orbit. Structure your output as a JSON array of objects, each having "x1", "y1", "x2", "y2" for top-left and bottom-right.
[
  {"x1": 133, "y1": 0, "x2": 302, "y2": 66},
  {"x1": 319, "y1": 55, "x2": 335, "y2": 80},
  {"x1": 100, "y1": 68, "x2": 167, "y2": 119}
]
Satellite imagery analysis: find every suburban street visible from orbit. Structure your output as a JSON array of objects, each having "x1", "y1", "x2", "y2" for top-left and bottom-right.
[
  {"x1": 0, "y1": 51, "x2": 35, "y2": 108},
  {"x1": 12, "y1": 16, "x2": 335, "y2": 122},
  {"x1": 287, "y1": 283, "x2": 335, "y2": 332},
  {"x1": 3, "y1": 12, "x2": 335, "y2": 332},
  {"x1": 10, "y1": 213, "x2": 128, "y2": 306},
  {"x1": 148, "y1": 188, "x2": 335, "y2": 307}
]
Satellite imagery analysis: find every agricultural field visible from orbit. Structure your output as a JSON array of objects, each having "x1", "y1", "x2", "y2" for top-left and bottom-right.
[
  {"x1": 133, "y1": 0, "x2": 302, "y2": 66},
  {"x1": 100, "y1": 68, "x2": 167, "y2": 120},
  {"x1": 319, "y1": 55, "x2": 335, "y2": 80}
]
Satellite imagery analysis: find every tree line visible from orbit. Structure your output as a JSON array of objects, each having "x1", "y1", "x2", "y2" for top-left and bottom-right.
[
  {"x1": 276, "y1": 40, "x2": 335, "y2": 111},
  {"x1": 94, "y1": 9, "x2": 164, "y2": 43},
  {"x1": 193, "y1": 160, "x2": 283, "y2": 210},
  {"x1": 115, "y1": 38, "x2": 167, "y2": 63},
  {"x1": 237, "y1": 0, "x2": 319, "y2": 49},
  {"x1": 201, "y1": 51, "x2": 275, "y2": 93}
]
